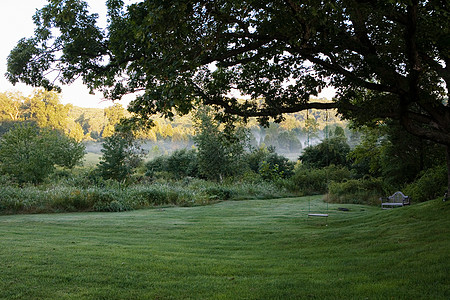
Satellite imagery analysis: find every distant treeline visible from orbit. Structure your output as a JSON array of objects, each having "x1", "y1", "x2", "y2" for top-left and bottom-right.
[{"x1": 1, "y1": 89, "x2": 347, "y2": 153}]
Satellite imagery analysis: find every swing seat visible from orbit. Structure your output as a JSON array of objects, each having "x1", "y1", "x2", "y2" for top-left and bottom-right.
[
  {"x1": 308, "y1": 213, "x2": 328, "y2": 217},
  {"x1": 307, "y1": 197, "x2": 329, "y2": 219}
]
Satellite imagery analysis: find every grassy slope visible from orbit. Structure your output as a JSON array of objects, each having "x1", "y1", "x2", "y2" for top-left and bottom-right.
[{"x1": 0, "y1": 196, "x2": 448, "y2": 299}]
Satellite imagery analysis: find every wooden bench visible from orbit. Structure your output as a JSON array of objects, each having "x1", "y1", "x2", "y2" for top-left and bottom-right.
[{"x1": 380, "y1": 191, "x2": 410, "y2": 209}]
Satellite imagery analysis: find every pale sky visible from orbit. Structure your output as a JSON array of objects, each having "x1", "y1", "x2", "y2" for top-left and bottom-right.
[
  {"x1": 1, "y1": 1, "x2": 334, "y2": 109},
  {"x1": 0, "y1": 0, "x2": 134, "y2": 108}
]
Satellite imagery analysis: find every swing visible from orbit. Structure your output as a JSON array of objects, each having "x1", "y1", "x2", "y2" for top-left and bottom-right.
[
  {"x1": 308, "y1": 197, "x2": 329, "y2": 218},
  {"x1": 306, "y1": 109, "x2": 329, "y2": 220}
]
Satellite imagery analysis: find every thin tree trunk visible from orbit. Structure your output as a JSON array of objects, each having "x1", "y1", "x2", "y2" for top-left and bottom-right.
[{"x1": 446, "y1": 145, "x2": 450, "y2": 200}]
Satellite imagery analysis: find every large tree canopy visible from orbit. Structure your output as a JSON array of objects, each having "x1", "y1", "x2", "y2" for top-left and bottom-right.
[{"x1": 6, "y1": 0, "x2": 449, "y2": 143}]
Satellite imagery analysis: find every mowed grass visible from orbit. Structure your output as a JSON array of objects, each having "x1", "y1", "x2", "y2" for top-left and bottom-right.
[{"x1": 0, "y1": 196, "x2": 448, "y2": 299}]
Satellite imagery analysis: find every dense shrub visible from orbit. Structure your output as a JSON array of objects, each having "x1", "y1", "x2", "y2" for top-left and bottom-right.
[
  {"x1": 0, "y1": 123, "x2": 85, "y2": 184},
  {"x1": 231, "y1": 181, "x2": 290, "y2": 200},
  {"x1": 403, "y1": 164, "x2": 447, "y2": 203},
  {"x1": 145, "y1": 145, "x2": 295, "y2": 183},
  {"x1": 349, "y1": 124, "x2": 446, "y2": 185},
  {"x1": 244, "y1": 147, "x2": 294, "y2": 181},
  {"x1": 0, "y1": 186, "x2": 27, "y2": 212},
  {"x1": 146, "y1": 149, "x2": 199, "y2": 179},
  {"x1": 328, "y1": 177, "x2": 388, "y2": 205},
  {"x1": 258, "y1": 152, "x2": 295, "y2": 181},
  {"x1": 300, "y1": 137, "x2": 350, "y2": 169},
  {"x1": 0, "y1": 174, "x2": 15, "y2": 186},
  {"x1": 145, "y1": 155, "x2": 169, "y2": 177},
  {"x1": 93, "y1": 199, "x2": 132, "y2": 212},
  {"x1": 245, "y1": 147, "x2": 269, "y2": 173},
  {"x1": 49, "y1": 168, "x2": 117, "y2": 189},
  {"x1": 166, "y1": 149, "x2": 199, "y2": 179},
  {"x1": 287, "y1": 165, "x2": 351, "y2": 195}
]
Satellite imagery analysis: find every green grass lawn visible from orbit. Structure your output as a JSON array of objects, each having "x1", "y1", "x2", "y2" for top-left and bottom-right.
[{"x1": 0, "y1": 196, "x2": 448, "y2": 299}]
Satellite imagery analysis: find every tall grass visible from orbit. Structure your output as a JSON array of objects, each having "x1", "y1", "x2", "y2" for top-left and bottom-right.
[
  {"x1": 0, "y1": 179, "x2": 293, "y2": 214},
  {"x1": 284, "y1": 165, "x2": 351, "y2": 195},
  {"x1": 327, "y1": 177, "x2": 388, "y2": 205}
]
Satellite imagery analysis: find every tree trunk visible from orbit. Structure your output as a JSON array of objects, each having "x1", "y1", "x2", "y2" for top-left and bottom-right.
[{"x1": 446, "y1": 145, "x2": 450, "y2": 200}]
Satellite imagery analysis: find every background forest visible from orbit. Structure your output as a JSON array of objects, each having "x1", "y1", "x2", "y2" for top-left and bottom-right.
[
  {"x1": 1, "y1": 89, "x2": 345, "y2": 152},
  {"x1": 0, "y1": 89, "x2": 447, "y2": 214}
]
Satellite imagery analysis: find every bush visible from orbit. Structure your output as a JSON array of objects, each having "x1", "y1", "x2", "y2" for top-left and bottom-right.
[
  {"x1": 146, "y1": 150, "x2": 199, "y2": 181},
  {"x1": 0, "y1": 186, "x2": 27, "y2": 212},
  {"x1": 300, "y1": 137, "x2": 350, "y2": 169},
  {"x1": 0, "y1": 186, "x2": 48, "y2": 213},
  {"x1": 245, "y1": 147, "x2": 269, "y2": 173},
  {"x1": 403, "y1": 164, "x2": 447, "y2": 203},
  {"x1": 328, "y1": 177, "x2": 388, "y2": 205},
  {"x1": 86, "y1": 189, "x2": 120, "y2": 211},
  {"x1": 231, "y1": 181, "x2": 290, "y2": 200},
  {"x1": 0, "y1": 123, "x2": 85, "y2": 184},
  {"x1": 93, "y1": 199, "x2": 132, "y2": 212},
  {"x1": 244, "y1": 147, "x2": 294, "y2": 181},
  {"x1": 258, "y1": 152, "x2": 295, "y2": 181},
  {"x1": 145, "y1": 155, "x2": 169, "y2": 177},
  {"x1": 166, "y1": 149, "x2": 199, "y2": 179},
  {"x1": 0, "y1": 174, "x2": 15, "y2": 186},
  {"x1": 287, "y1": 165, "x2": 351, "y2": 195}
]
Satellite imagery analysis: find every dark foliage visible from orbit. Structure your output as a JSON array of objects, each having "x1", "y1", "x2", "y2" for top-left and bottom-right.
[
  {"x1": 0, "y1": 123, "x2": 85, "y2": 184},
  {"x1": 146, "y1": 149, "x2": 199, "y2": 179},
  {"x1": 300, "y1": 137, "x2": 350, "y2": 169},
  {"x1": 286, "y1": 165, "x2": 352, "y2": 195}
]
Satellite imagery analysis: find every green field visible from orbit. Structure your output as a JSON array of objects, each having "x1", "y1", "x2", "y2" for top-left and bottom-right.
[
  {"x1": 0, "y1": 196, "x2": 448, "y2": 299},
  {"x1": 82, "y1": 152, "x2": 101, "y2": 167}
]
